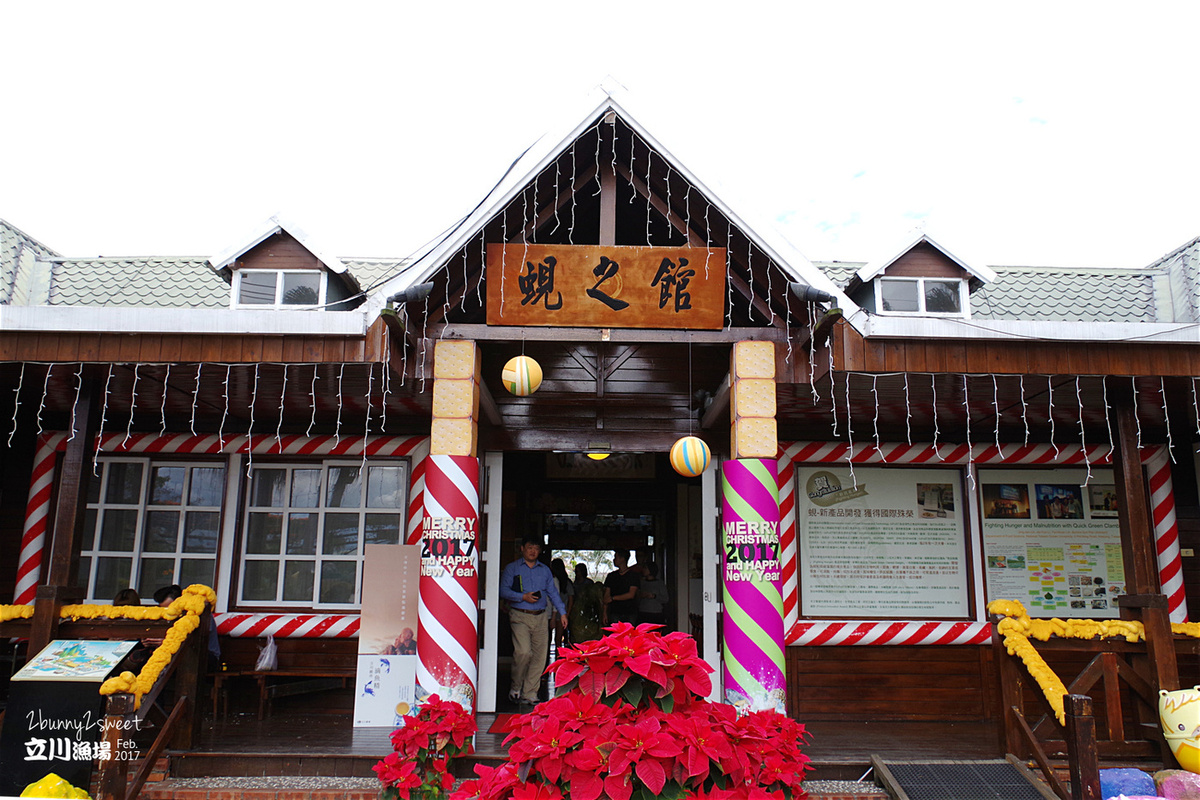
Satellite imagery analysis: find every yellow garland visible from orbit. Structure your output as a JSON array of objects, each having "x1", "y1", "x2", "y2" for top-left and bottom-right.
[
  {"x1": 0, "y1": 604, "x2": 35, "y2": 622},
  {"x1": 988, "y1": 598, "x2": 1200, "y2": 727}
]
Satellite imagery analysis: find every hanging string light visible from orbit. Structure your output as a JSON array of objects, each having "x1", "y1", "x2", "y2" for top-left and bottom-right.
[
  {"x1": 1102, "y1": 375, "x2": 1114, "y2": 459},
  {"x1": 871, "y1": 374, "x2": 882, "y2": 457},
  {"x1": 157, "y1": 364, "x2": 170, "y2": 437},
  {"x1": 703, "y1": 205, "x2": 712, "y2": 280},
  {"x1": 844, "y1": 372, "x2": 857, "y2": 489},
  {"x1": 190, "y1": 364, "x2": 201, "y2": 437},
  {"x1": 644, "y1": 147, "x2": 653, "y2": 244},
  {"x1": 1193, "y1": 378, "x2": 1200, "y2": 441},
  {"x1": 992, "y1": 374, "x2": 1001, "y2": 456},
  {"x1": 805, "y1": 299, "x2": 818, "y2": 404},
  {"x1": 307, "y1": 364, "x2": 319, "y2": 437},
  {"x1": 1047, "y1": 376, "x2": 1059, "y2": 460},
  {"x1": 476, "y1": 231, "x2": 486, "y2": 306},
  {"x1": 218, "y1": 364, "x2": 231, "y2": 447},
  {"x1": 123, "y1": 364, "x2": 139, "y2": 449},
  {"x1": 94, "y1": 364, "x2": 115, "y2": 476},
  {"x1": 1131, "y1": 376, "x2": 1143, "y2": 449},
  {"x1": 1019, "y1": 374, "x2": 1029, "y2": 446},
  {"x1": 931, "y1": 373, "x2": 944, "y2": 460},
  {"x1": 381, "y1": 341, "x2": 390, "y2": 434},
  {"x1": 963, "y1": 375, "x2": 975, "y2": 491},
  {"x1": 903, "y1": 373, "x2": 912, "y2": 446},
  {"x1": 246, "y1": 363, "x2": 260, "y2": 476},
  {"x1": 1076, "y1": 376, "x2": 1092, "y2": 484},
  {"x1": 335, "y1": 363, "x2": 346, "y2": 445},
  {"x1": 1161, "y1": 376, "x2": 1176, "y2": 463},
  {"x1": 69, "y1": 363, "x2": 83, "y2": 442},
  {"x1": 35, "y1": 363, "x2": 51, "y2": 437},
  {"x1": 828, "y1": 345, "x2": 838, "y2": 437},
  {"x1": 419, "y1": 293, "x2": 431, "y2": 394},
  {"x1": 8, "y1": 362, "x2": 24, "y2": 447},
  {"x1": 276, "y1": 363, "x2": 288, "y2": 450},
  {"x1": 363, "y1": 364, "x2": 375, "y2": 472}
]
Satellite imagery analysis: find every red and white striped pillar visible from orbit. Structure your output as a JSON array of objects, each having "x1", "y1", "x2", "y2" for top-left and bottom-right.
[{"x1": 417, "y1": 340, "x2": 482, "y2": 710}]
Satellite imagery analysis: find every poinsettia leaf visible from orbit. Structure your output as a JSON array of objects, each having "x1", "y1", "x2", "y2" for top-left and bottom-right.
[
  {"x1": 605, "y1": 773, "x2": 633, "y2": 800},
  {"x1": 658, "y1": 692, "x2": 674, "y2": 713},
  {"x1": 635, "y1": 758, "x2": 668, "y2": 794},
  {"x1": 570, "y1": 770, "x2": 604, "y2": 800},
  {"x1": 518, "y1": 761, "x2": 531, "y2": 783},
  {"x1": 621, "y1": 678, "x2": 644, "y2": 706}
]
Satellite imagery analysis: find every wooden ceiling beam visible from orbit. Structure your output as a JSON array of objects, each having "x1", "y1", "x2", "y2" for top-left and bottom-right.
[{"x1": 428, "y1": 325, "x2": 786, "y2": 344}]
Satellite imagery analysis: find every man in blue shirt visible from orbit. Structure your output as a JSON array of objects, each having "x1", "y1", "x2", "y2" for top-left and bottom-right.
[{"x1": 500, "y1": 535, "x2": 566, "y2": 706}]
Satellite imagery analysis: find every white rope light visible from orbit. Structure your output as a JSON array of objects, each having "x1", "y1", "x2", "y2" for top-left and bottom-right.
[
  {"x1": 307, "y1": 364, "x2": 319, "y2": 437},
  {"x1": 419, "y1": 294, "x2": 431, "y2": 394},
  {"x1": 1132, "y1": 376, "x2": 1143, "y2": 449},
  {"x1": 1047, "y1": 376, "x2": 1059, "y2": 459},
  {"x1": 8, "y1": 362, "x2": 25, "y2": 447},
  {"x1": 903, "y1": 372, "x2": 912, "y2": 446},
  {"x1": 931, "y1": 373, "x2": 944, "y2": 460},
  {"x1": 963, "y1": 375, "x2": 975, "y2": 491},
  {"x1": 276, "y1": 363, "x2": 288, "y2": 448},
  {"x1": 362, "y1": 364, "x2": 375, "y2": 472},
  {"x1": 381, "y1": 339, "x2": 390, "y2": 434},
  {"x1": 992, "y1": 374, "x2": 1001, "y2": 455},
  {"x1": 1102, "y1": 376, "x2": 1114, "y2": 457},
  {"x1": 246, "y1": 363, "x2": 260, "y2": 476},
  {"x1": 1192, "y1": 378, "x2": 1200, "y2": 440},
  {"x1": 1019, "y1": 374, "x2": 1029, "y2": 446},
  {"x1": 335, "y1": 363, "x2": 345, "y2": 445},
  {"x1": 828, "y1": 345, "x2": 838, "y2": 437},
  {"x1": 871, "y1": 374, "x2": 882, "y2": 456}
]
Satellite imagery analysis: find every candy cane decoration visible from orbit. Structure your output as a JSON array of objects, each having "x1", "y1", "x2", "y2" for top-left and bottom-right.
[
  {"x1": 776, "y1": 440, "x2": 1187, "y2": 643},
  {"x1": 417, "y1": 454, "x2": 480, "y2": 710},
  {"x1": 15, "y1": 432, "x2": 430, "y2": 638}
]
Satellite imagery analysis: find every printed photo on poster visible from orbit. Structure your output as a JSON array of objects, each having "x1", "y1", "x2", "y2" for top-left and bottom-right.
[
  {"x1": 355, "y1": 543, "x2": 421, "y2": 727},
  {"x1": 1036, "y1": 484, "x2": 1084, "y2": 519},
  {"x1": 917, "y1": 484, "x2": 955, "y2": 518},
  {"x1": 1089, "y1": 484, "x2": 1119, "y2": 518},
  {"x1": 982, "y1": 483, "x2": 1031, "y2": 519}
]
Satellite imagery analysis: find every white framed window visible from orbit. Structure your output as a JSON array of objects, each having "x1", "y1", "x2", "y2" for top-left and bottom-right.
[
  {"x1": 875, "y1": 277, "x2": 967, "y2": 316},
  {"x1": 239, "y1": 460, "x2": 409, "y2": 608},
  {"x1": 79, "y1": 458, "x2": 227, "y2": 602},
  {"x1": 232, "y1": 269, "x2": 326, "y2": 309}
]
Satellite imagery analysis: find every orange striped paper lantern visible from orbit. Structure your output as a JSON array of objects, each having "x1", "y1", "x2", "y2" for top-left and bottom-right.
[
  {"x1": 501, "y1": 355, "x2": 543, "y2": 396},
  {"x1": 670, "y1": 435, "x2": 711, "y2": 477}
]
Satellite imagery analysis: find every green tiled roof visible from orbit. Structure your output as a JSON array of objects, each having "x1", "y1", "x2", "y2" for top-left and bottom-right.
[
  {"x1": 49, "y1": 257, "x2": 229, "y2": 308},
  {"x1": 0, "y1": 220, "x2": 58, "y2": 305}
]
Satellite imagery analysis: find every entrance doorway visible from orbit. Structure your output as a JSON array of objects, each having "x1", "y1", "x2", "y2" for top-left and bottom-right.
[{"x1": 477, "y1": 450, "x2": 713, "y2": 712}]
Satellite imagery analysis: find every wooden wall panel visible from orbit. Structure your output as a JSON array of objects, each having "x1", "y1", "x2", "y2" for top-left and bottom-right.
[
  {"x1": 234, "y1": 233, "x2": 323, "y2": 271},
  {"x1": 883, "y1": 243, "x2": 970, "y2": 279}
]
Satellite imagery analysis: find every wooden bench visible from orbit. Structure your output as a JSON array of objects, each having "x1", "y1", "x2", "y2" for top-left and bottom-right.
[{"x1": 212, "y1": 636, "x2": 357, "y2": 719}]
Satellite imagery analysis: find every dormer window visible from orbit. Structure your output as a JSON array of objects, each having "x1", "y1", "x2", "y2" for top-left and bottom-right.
[
  {"x1": 234, "y1": 270, "x2": 326, "y2": 309},
  {"x1": 877, "y1": 277, "x2": 966, "y2": 316}
]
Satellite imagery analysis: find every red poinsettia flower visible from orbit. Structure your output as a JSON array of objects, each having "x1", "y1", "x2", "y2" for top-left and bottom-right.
[
  {"x1": 666, "y1": 710, "x2": 735, "y2": 782},
  {"x1": 510, "y1": 781, "x2": 564, "y2": 800},
  {"x1": 452, "y1": 762, "x2": 522, "y2": 800},
  {"x1": 374, "y1": 752, "x2": 423, "y2": 796},
  {"x1": 607, "y1": 713, "x2": 684, "y2": 793}
]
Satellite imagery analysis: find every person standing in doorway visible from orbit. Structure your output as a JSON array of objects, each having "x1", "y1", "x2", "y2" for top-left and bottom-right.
[
  {"x1": 638, "y1": 562, "x2": 670, "y2": 629},
  {"x1": 604, "y1": 550, "x2": 640, "y2": 625},
  {"x1": 500, "y1": 536, "x2": 566, "y2": 707}
]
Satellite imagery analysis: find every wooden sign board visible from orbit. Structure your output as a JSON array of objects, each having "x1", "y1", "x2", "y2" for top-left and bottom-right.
[{"x1": 486, "y1": 244, "x2": 726, "y2": 329}]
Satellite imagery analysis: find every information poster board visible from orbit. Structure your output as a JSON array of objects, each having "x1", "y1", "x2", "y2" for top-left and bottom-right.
[
  {"x1": 980, "y1": 468, "x2": 1124, "y2": 618},
  {"x1": 797, "y1": 466, "x2": 970, "y2": 618},
  {"x1": 354, "y1": 543, "x2": 420, "y2": 727}
]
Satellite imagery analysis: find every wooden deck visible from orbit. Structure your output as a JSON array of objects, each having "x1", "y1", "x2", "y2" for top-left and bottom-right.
[{"x1": 170, "y1": 709, "x2": 1003, "y2": 780}]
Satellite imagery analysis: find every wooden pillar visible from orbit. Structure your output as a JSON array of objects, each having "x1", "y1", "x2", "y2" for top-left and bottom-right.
[
  {"x1": 28, "y1": 372, "x2": 100, "y2": 656},
  {"x1": 1065, "y1": 694, "x2": 1101, "y2": 800},
  {"x1": 1108, "y1": 382, "x2": 1178, "y2": 696}
]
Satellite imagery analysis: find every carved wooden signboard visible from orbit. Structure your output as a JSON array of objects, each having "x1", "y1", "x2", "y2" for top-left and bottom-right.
[{"x1": 486, "y1": 244, "x2": 726, "y2": 329}]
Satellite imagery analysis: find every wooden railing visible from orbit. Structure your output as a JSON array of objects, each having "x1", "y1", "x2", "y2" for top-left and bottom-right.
[
  {"x1": 0, "y1": 610, "x2": 210, "y2": 800},
  {"x1": 991, "y1": 616, "x2": 1188, "y2": 800}
]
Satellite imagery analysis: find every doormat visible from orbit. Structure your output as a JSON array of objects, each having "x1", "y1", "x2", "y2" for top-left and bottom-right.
[
  {"x1": 488, "y1": 714, "x2": 518, "y2": 735},
  {"x1": 872, "y1": 757, "x2": 1057, "y2": 800}
]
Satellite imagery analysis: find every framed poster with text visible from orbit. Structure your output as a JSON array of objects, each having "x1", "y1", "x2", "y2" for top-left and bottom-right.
[
  {"x1": 796, "y1": 466, "x2": 970, "y2": 618},
  {"x1": 979, "y1": 467, "x2": 1123, "y2": 619}
]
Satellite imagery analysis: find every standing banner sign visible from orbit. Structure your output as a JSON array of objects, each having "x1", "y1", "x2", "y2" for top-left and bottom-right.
[
  {"x1": 720, "y1": 458, "x2": 786, "y2": 713},
  {"x1": 354, "y1": 544, "x2": 421, "y2": 727}
]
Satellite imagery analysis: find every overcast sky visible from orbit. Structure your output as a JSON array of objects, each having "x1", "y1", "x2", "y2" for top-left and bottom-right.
[{"x1": 3, "y1": 2, "x2": 1198, "y2": 270}]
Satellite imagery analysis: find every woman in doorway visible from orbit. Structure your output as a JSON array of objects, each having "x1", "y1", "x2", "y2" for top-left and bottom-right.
[
  {"x1": 569, "y1": 564, "x2": 607, "y2": 643},
  {"x1": 637, "y1": 562, "x2": 670, "y2": 629},
  {"x1": 550, "y1": 558, "x2": 574, "y2": 651}
]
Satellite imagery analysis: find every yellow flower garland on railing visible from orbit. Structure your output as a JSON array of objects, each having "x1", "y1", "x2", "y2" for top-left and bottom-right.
[
  {"x1": 988, "y1": 598, "x2": 1200, "y2": 726},
  {"x1": 0, "y1": 604, "x2": 34, "y2": 623}
]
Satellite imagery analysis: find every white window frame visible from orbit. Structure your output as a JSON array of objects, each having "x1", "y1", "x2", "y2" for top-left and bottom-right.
[
  {"x1": 79, "y1": 457, "x2": 227, "y2": 602},
  {"x1": 874, "y1": 276, "x2": 970, "y2": 318},
  {"x1": 237, "y1": 458, "x2": 410, "y2": 610},
  {"x1": 231, "y1": 269, "x2": 328, "y2": 309}
]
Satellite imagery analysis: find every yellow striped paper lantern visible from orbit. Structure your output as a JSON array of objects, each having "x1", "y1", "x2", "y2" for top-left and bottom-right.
[
  {"x1": 670, "y1": 435, "x2": 711, "y2": 477},
  {"x1": 501, "y1": 355, "x2": 543, "y2": 396}
]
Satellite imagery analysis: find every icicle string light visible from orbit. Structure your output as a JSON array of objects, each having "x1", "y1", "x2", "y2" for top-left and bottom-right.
[
  {"x1": 94, "y1": 365, "x2": 115, "y2": 477},
  {"x1": 844, "y1": 373, "x2": 857, "y2": 489},
  {"x1": 828, "y1": 343, "x2": 838, "y2": 437},
  {"x1": 399, "y1": 307, "x2": 409, "y2": 388},
  {"x1": 1132, "y1": 377, "x2": 1143, "y2": 449},
  {"x1": 277, "y1": 364, "x2": 288, "y2": 449},
  {"x1": 644, "y1": 148, "x2": 653, "y2": 244},
  {"x1": 381, "y1": 338, "x2": 391, "y2": 434},
  {"x1": 218, "y1": 365, "x2": 231, "y2": 447},
  {"x1": 1161, "y1": 376, "x2": 1176, "y2": 463},
  {"x1": 122, "y1": 364, "x2": 140, "y2": 448},
  {"x1": 190, "y1": 364, "x2": 201, "y2": 437},
  {"x1": 570, "y1": 143, "x2": 579, "y2": 246},
  {"x1": 904, "y1": 373, "x2": 912, "y2": 445},
  {"x1": 992, "y1": 374, "x2": 1001, "y2": 455},
  {"x1": 1193, "y1": 378, "x2": 1200, "y2": 439},
  {"x1": 35, "y1": 364, "x2": 51, "y2": 437},
  {"x1": 335, "y1": 363, "x2": 346, "y2": 445},
  {"x1": 1075, "y1": 376, "x2": 1092, "y2": 484},
  {"x1": 476, "y1": 231, "x2": 485, "y2": 306},
  {"x1": 7, "y1": 362, "x2": 24, "y2": 447},
  {"x1": 69, "y1": 363, "x2": 83, "y2": 442},
  {"x1": 362, "y1": 364, "x2": 375, "y2": 472},
  {"x1": 159, "y1": 364, "x2": 171, "y2": 437},
  {"x1": 871, "y1": 374, "x2": 882, "y2": 455},
  {"x1": 725, "y1": 223, "x2": 734, "y2": 328},
  {"x1": 307, "y1": 365, "x2": 319, "y2": 437},
  {"x1": 703, "y1": 205, "x2": 712, "y2": 279},
  {"x1": 746, "y1": 246, "x2": 755, "y2": 322},
  {"x1": 963, "y1": 375, "x2": 975, "y2": 491},
  {"x1": 460, "y1": 249, "x2": 470, "y2": 313},
  {"x1": 1103, "y1": 376, "x2": 1114, "y2": 457},
  {"x1": 806, "y1": 301, "x2": 818, "y2": 403},
  {"x1": 766, "y1": 257, "x2": 775, "y2": 326},
  {"x1": 246, "y1": 363, "x2": 260, "y2": 476},
  {"x1": 1047, "y1": 376, "x2": 1059, "y2": 459},
  {"x1": 1019, "y1": 374, "x2": 1029, "y2": 446},
  {"x1": 419, "y1": 294, "x2": 431, "y2": 393},
  {"x1": 931, "y1": 374, "x2": 944, "y2": 460}
]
